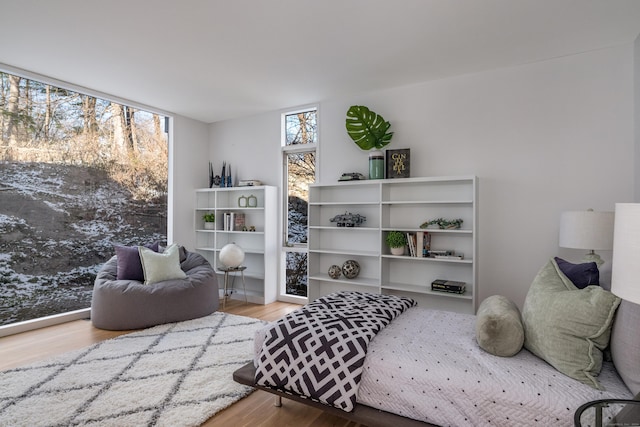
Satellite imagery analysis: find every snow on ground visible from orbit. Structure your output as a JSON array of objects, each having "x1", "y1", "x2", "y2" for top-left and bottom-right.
[{"x1": 0, "y1": 162, "x2": 167, "y2": 325}]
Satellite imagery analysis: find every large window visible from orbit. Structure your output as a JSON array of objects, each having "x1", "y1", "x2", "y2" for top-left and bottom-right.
[
  {"x1": 0, "y1": 70, "x2": 168, "y2": 327},
  {"x1": 281, "y1": 108, "x2": 317, "y2": 300}
]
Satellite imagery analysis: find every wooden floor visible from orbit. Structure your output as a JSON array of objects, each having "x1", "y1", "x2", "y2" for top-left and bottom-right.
[{"x1": 0, "y1": 299, "x2": 363, "y2": 427}]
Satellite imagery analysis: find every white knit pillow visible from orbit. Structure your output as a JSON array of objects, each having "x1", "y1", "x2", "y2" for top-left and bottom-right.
[{"x1": 139, "y1": 244, "x2": 186, "y2": 285}]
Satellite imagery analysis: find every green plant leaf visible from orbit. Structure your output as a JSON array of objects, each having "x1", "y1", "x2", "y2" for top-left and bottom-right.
[{"x1": 345, "y1": 105, "x2": 394, "y2": 150}]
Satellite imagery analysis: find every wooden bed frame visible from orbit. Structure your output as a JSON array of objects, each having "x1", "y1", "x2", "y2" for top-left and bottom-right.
[{"x1": 233, "y1": 362, "x2": 436, "y2": 427}]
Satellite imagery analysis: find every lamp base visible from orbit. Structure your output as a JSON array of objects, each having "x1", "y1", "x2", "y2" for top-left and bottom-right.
[{"x1": 581, "y1": 251, "x2": 604, "y2": 268}]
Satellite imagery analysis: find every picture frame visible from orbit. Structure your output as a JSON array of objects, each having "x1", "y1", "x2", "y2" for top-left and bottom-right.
[{"x1": 386, "y1": 149, "x2": 410, "y2": 179}]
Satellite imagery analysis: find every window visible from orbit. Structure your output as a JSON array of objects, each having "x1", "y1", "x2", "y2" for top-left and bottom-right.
[
  {"x1": 281, "y1": 108, "x2": 317, "y2": 300},
  {"x1": 0, "y1": 70, "x2": 168, "y2": 328}
]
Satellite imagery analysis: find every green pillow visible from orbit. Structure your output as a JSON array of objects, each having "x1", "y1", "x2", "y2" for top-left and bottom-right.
[
  {"x1": 476, "y1": 295, "x2": 524, "y2": 357},
  {"x1": 139, "y1": 244, "x2": 187, "y2": 285},
  {"x1": 522, "y1": 258, "x2": 620, "y2": 389}
]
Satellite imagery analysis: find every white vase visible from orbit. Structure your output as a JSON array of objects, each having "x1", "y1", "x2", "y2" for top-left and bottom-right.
[
  {"x1": 204, "y1": 222, "x2": 215, "y2": 230},
  {"x1": 390, "y1": 246, "x2": 404, "y2": 255}
]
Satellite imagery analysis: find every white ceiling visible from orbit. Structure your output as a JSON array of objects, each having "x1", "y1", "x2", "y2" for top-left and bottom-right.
[{"x1": 2, "y1": 0, "x2": 640, "y2": 123}]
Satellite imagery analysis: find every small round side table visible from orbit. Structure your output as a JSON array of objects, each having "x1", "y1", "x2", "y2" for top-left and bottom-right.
[{"x1": 217, "y1": 266, "x2": 247, "y2": 309}]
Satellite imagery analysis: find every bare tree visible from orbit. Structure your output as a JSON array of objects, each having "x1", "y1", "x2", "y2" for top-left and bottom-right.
[
  {"x1": 5, "y1": 75, "x2": 21, "y2": 147},
  {"x1": 111, "y1": 102, "x2": 127, "y2": 158}
]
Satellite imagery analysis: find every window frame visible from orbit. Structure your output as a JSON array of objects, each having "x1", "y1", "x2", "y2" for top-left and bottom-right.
[
  {"x1": 279, "y1": 106, "x2": 318, "y2": 304},
  {"x1": 0, "y1": 63, "x2": 173, "y2": 337}
]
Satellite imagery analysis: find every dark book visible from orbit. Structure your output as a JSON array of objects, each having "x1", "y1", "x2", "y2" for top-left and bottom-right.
[
  {"x1": 431, "y1": 286, "x2": 466, "y2": 294},
  {"x1": 385, "y1": 149, "x2": 410, "y2": 178},
  {"x1": 431, "y1": 279, "x2": 466, "y2": 293}
]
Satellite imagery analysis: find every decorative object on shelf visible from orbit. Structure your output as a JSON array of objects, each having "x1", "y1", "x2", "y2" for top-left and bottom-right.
[
  {"x1": 338, "y1": 172, "x2": 366, "y2": 181},
  {"x1": 386, "y1": 230, "x2": 407, "y2": 255},
  {"x1": 226, "y1": 164, "x2": 232, "y2": 187},
  {"x1": 559, "y1": 209, "x2": 614, "y2": 267},
  {"x1": 341, "y1": 260, "x2": 360, "y2": 279},
  {"x1": 238, "y1": 195, "x2": 247, "y2": 207},
  {"x1": 239, "y1": 179, "x2": 262, "y2": 187},
  {"x1": 202, "y1": 213, "x2": 215, "y2": 230},
  {"x1": 386, "y1": 148, "x2": 410, "y2": 179},
  {"x1": 329, "y1": 211, "x2": 366, "y2": 227},
  {"x1": 247, "y1": 194, "x2": 257, "y2": 207},
  {"x1": 220, "y1": 161, "x2": 226, "y2": 188},
  {"x1": 345, "y1": 105, "x2": 394, "y2": 180},
  {"x1": 345, "y1": 105, "x2": 394, "y2": 150},
  {"x1": 420, "y1": 218, "x2": 464, "y2": 230},
  {"x1": 208, "y1": 162, "x2": 215, "y2": 188},
  {"x1": 369, "y1": 150, "x2": 384, "y2": 179},
  {"x1": 328, "y1": 265, "x2": 342, "y2": 279},
  {"x1": 219, "y1": 242, "x2": 245, "y2": 268}
]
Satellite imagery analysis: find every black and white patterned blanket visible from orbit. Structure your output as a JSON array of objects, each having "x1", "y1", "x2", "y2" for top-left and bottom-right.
[{"x1": 254, "y1": 291, "x2": 416, "y2": 411}]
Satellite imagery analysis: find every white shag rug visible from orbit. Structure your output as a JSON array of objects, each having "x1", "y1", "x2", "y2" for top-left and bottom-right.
[{"x1": 0, "y1": 312, "x2": 266, "y2": 427}]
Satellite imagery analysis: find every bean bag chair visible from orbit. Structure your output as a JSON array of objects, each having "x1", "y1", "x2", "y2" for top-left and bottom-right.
[{"x1": 91, "y1": 250, "x2": 219, "y2": 330}]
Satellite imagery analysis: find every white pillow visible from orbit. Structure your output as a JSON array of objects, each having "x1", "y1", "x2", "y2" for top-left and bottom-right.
[{"x1": 139, "y1": 244, "x2": 187, "y2": 285}]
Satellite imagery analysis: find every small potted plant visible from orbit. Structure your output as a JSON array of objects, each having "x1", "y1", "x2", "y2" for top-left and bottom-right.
[
  {"x1": 202, "y1": 213, "x2": 215, "y2": 230},
  {"x1": 386, "y1": 231, "x2": 406, "y2": 255}
]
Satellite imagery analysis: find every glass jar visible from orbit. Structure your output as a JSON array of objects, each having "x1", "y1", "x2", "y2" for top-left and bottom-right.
[{"x1": 369, "y1": 150, "x2": 384, "y2": 179}]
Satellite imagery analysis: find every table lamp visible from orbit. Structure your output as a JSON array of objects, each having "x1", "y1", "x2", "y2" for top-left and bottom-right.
[
  {"x1": 611, "y1": 203, "x2": 640, "y2": 304},
  {"x1": 559, "y1": 209, "x2": 614, "y2": 267}
]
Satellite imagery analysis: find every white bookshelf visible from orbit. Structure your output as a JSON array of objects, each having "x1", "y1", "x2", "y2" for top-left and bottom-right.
[
  {"x1": 308, "y1": 176, "x2": 477, "y2": 314},
  {"x1": 194, "y1": 186, "x2": 277, "y2": 304}
]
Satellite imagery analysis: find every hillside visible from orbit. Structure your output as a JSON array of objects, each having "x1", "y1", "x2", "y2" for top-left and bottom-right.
[{"x1": 0, "y1": 162, "x2": 166, "y2": 325}]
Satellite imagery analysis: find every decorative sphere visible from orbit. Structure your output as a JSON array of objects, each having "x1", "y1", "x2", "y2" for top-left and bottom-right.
[
  {"x1": 341, "y1": 260, "x2": 360, "y2": 279},
  {"x1": 219, "y1": 243, "x2": 245, "y2": 267},
  {"x1": 328, "y1": 265, "x2": 342, "y2": 279}
]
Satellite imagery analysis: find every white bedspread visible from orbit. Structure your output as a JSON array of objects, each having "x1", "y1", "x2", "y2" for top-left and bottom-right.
[{"x1": 357, "y1": 307, "x2": 632, "y2": 426}]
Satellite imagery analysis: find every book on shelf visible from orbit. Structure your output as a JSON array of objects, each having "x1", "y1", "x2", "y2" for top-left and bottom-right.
[
  {"x1": 431, "y1": 279, "x2": 466, "y2": 294},
  {"x1": 223, "y1": 212, "x2": 235, "y2": 231},
  {"x1": 406, "y1": 232, "x2": 415, "y2": 257},
  {"x1": 234, "y1": 213, "x2": 245, "y2": 230}
]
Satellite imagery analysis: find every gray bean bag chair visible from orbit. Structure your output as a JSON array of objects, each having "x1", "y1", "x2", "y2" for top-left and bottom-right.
[{"x1": 91, "y1": 250, "x2": 219, "y2": 330}]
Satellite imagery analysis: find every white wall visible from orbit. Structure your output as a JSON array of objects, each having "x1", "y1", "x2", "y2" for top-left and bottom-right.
[
  {"x1": 171, "y1": 114, "x2": 210, "y2": 251},
  {"x1": 208, "y1": 44, "x2": 636, "y2": 309},
  {"x1": 635, "y1": 33, "x2": 640, "y2": 202}
]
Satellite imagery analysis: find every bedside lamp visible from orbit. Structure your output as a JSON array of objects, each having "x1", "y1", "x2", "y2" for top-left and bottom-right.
[
  {"x1": 559, "y1": 209, "x2": 614, "y2": 267},
  {"x1": 611, "y1": 203, "x2": 640, "y2": 304}
]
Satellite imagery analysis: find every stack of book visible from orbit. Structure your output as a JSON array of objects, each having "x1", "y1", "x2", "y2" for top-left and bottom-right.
[
  {"x1": 431, "y1": 279, "x2": 466, "y2": 294},
  {"x1": 406, "y1": 231, "x2": 431, "y2": 257},
  {"x1": 224, "y1": 212, "x2": 245, "y2": 231}
]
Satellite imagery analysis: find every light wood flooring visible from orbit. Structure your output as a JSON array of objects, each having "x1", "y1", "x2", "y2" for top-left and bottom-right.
[{"x1": 0, "y1": 299, "x2": 363, "y2": 427}]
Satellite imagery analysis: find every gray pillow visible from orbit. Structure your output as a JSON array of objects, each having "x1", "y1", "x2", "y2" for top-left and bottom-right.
[
  {"x1": 476, "y1": 295, "x2": 524, "y2": 357},
  {"x1": 522, "y1": 258, "x2": 620, "y2": 390},
  {"x1": 610, "y1": 299, "x2": 640, "y2": 395}
]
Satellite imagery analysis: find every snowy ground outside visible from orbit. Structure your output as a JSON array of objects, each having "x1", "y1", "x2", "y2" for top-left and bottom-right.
[{"x1": 0, "y1": 162, "x2": 166, "y2": 326}]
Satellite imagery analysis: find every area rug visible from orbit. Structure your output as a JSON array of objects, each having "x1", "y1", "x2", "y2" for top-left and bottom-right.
[{"x1": 0, "y1": 312, "x2": 266, "y2": 427}]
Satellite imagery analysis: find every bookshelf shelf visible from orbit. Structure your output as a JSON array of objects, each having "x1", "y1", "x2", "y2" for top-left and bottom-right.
[
  {"x1": 194, "y1": 186, "x2": 277, "y2": 305},
  {"x1": 308, "y1": 176, "x2": 477, "y2": 314}
]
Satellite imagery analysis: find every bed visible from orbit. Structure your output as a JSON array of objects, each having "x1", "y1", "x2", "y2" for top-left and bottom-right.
[{"x1": 234, "y1": 259, "x2": 640, "y2": 426}]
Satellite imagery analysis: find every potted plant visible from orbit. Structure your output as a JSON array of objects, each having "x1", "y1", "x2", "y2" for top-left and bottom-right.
[
  {"x1": 386, "y1": 231, "x2": 406, "y2": 255},
  {"x1": 345, "y1": 105, "x2": 394, "y2": 179},
  {"x1": 202, "y1": 213, "x2": 215, "y2": 230}
]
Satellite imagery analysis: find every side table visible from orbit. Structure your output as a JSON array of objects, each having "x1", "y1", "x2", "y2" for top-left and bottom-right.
[{"x1": 218, "y1": 266, "x2": 248, "y2": 309}]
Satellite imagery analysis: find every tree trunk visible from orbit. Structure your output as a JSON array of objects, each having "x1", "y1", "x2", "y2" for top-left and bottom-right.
[
  {"x1": 124, "y1": 106, "x2": 137, "y2": 151},
  {"x1": 6, "y1": 75, "x2": 21, "y2": 147},
  {"x1": 153, "y1": 114, "x2": 163, "y2": 142},
  {"x1": 44, "y1": 85, "x2": 51, "y2": 142},
  {"x1": 82, "y1": 95, "x2": 98, "y2": 137},
  {"x1": 111, "y1": 102, "x2": 127, "y2": 159}
]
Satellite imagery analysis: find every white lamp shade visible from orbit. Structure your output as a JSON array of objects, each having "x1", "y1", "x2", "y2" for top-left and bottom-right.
[
  {"x1": 219, "y1": 243, "x2": 245, "y2": 268},
  {"x1": 611, "y1": 203, "x2": 640, "y2": 304},
  {"x1": 559, "y1": 210, "x2": 614, "y2": 250}
]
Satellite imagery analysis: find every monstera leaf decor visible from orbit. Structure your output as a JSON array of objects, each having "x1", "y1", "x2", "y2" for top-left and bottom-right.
[{"x1": 345, "y1": 105, "x2": 393, "y2": 150}]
